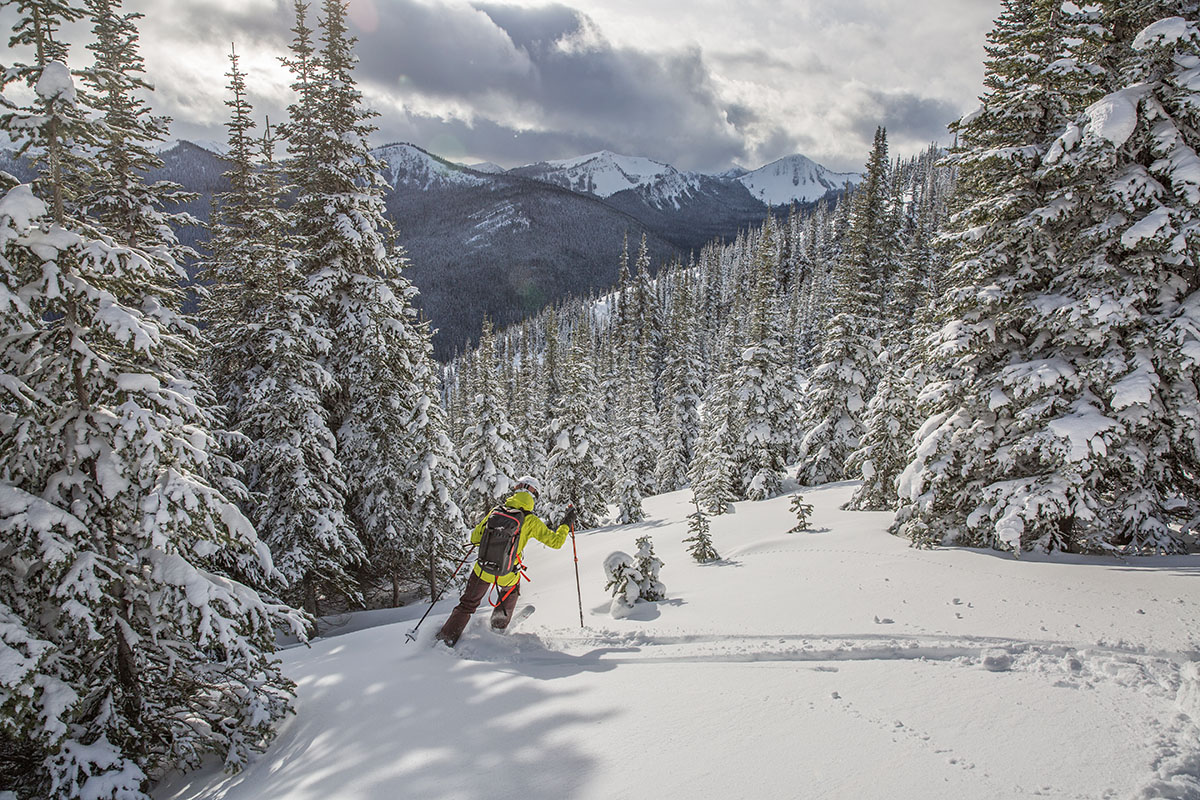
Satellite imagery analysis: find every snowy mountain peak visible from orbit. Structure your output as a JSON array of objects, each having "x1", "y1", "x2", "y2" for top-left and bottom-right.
[
  {"x1": 513, "y1": 150, "x2": 702, "y2": 208},
  {"x1": 513, "y1": 148, "x2": 858, "y2": 209},
  {"x1": 737, "y1": 154, "x2": 861, "y2": 206},
  {"x1": 711, "y1": 164, "x2": 750, "y2": 180},
  {"x1": 157, "y1": 138, "x2": 230, "y2": 157},
  {"x1": 372, "y1": 142, "x2": 491, "y2": 191},
  {"x1": 466, "y1": 161, "x2": 505, "y2": 174}
]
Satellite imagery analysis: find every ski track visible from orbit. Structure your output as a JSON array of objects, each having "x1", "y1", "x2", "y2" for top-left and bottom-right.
[
  {"x1": 455, "y1": 627, "x2": 1186, "y2": 696},
  {"x1": 444, "y1": 625, "x2": 1200, "y2": 798}
]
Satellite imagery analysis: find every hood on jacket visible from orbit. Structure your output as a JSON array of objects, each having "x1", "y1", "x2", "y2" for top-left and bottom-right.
[{"x1": 505, "y1": 490, "x2": 535, "y2": 513}]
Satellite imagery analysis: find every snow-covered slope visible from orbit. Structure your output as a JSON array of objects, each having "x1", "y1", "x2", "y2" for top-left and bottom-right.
[
  {"x1": 737, "y1": 154, "x2": 861, "y2": 205},
  {"x1": 373, "y1": 142, "x2": 492, "y2": 191},
  {"x1": 511, "y1": 150, "x2": 704, "y2": 209},
  {"x1": 154, "y1": 481, "x2": 1200, "y2": 800}
]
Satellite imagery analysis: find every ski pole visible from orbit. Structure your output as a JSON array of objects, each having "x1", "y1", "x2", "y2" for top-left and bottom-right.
[
  {"x1": 568, "y1": 503, "x2": 583, "y2": 628},
  {"x1": 405, "y1": 545, "x2": 475, "y2": 643}
]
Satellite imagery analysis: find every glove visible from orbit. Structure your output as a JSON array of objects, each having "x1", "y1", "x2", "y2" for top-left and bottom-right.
[{"x1": 561, "y1": 504, "x2": 578, "y2": 528}]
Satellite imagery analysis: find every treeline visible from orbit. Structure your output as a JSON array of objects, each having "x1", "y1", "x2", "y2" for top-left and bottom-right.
[
  {"x1": 0, "y1": 0, "x2": 461, "y2": 797},
  {"x1": 448, "y1": 0, "x2": 1200, "y2": 558},
  {"x1": 445, "y1": 137, "x2": 952, "y2": 526}
]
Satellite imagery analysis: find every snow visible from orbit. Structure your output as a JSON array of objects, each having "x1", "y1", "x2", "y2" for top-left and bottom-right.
[
  {"x1": 538, "y1": 150, "x2": 687, "y2": 198},
  {"x1": 0, "y1": 184, "x2": 46, "y2": 230},
  {"x1": 1133, "y1": 17, "x2": 1200, "y2": 51},
  {"x1": 153, "y1": 482, "x2": 1200, "y2": 800},
  {"x1": 737, "y1": 154, "x2": 861, "y2": 206},
  {"x1": 465, "y1": 161, "x2": 505, "y2": 174},
  {"x1": 35, "y1": 61, "x2": 76, "y2": 105},
  {"x1": 1121, "y1": 206, "x2": 1172, "y2": 248},
  {"x1": 372, "y1": 143, "x2": 490, "y2": 191},
  {"x1": 1082, "y1": 85, "x2": 1149, "y2": 148}
]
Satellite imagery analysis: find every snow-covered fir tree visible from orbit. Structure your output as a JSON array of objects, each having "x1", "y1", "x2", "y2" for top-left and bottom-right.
[
  {"x1": 401, "y1": 321, "x2": 466, "y2": 601},
  {"x1": 655, "y1": 269, "x2": 703, "y2": 491},
  {"x1": 459, "y1": 316, "x2": 518, "y2": 519},
  {"x1": 689, "y1": 319, "x2": 739, "y2": 514},
  {"x1": 634, "y1": 535, "x2": 666, "y2": 601},
  {"x1": 0, "y1": 8, "x2": 302, "y2": 797},
  {"x1": 893, "y1": 0, "x2": 1199, "y2": 553},
  {"x1": 730, "y1": 217, "x2": 793, "y2": 500},
  {"x1": 544, "y1": 325, "x2": 611, "y2": 528},
  {"x1": 603, "y1": 551, "x2": 642, "y2": 617},
  {"x1": 80, "y1": 0, "x2": 191, "y2": 260},
  {"x1": 845, "y1": 349, "x2": 922, "y2": 511},
  {"x1": 512, "y1": 330, "x2": 549, "y2": 478},
  {"x1": 612, "y1": 335, "x2": 660, "y2": 523},
  {"x1": 684, "y1": 497, "x2": 720, "y2": 562},
  {"x1": 205, "y1": 49, "x2": 358, "y2": 615},
  {"x1": 281, "y1": 0, "x2": 453, "y2": 601}
]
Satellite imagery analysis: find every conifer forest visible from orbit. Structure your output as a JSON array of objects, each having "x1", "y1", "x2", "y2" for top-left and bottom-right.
[{"x1": 0, "y1": 0, "x2": 1197, "y2": 797}]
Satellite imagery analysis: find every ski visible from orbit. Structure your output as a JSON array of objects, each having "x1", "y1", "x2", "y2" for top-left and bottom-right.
[{"x1": 496, "y1": 604, "x2": 535, "y2": 634}]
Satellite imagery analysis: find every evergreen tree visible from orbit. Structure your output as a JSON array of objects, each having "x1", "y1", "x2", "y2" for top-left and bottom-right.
[
  {"x1": 893, "y1": 0, "x2": 1156, "y2": 552},
  {"x1": 845, "y1": 352, "x2": 918, "y2": 510},
  {"x1": 634, "y1": 535, "x2": 666, "y2": 601},
  {"x1": 603, "y1": 551, "x2": 642, "y2": 616},
  {"x1": 402, "y1": 320, "x2": 466, "y2": 602},
  {"x1": 972, "y1": 3, "x2": 1200, "y2": 551},
  {"x1": 206, "y1": 50, "x2": 359, "y2": 614},
  {"x1": 513, "y1": 331, "x2": 549, "y2": 479},
  {"x1": 81, "y1": 0, "x2": 190, "y2": 260},
  {"x1": 612, "y1": 457, "x2": 646, "y2": 525},
  {"x1": 0, "y1": 12, "x2": 301, "y2": 797},
  {"x1": 282, "y1": 0, "x2": 441, "y2": 596},
  {"x1": 690, "y1": 320, "x2": 739, "y2": 514},
  {"x1": 459, "y1": 316, "x2": 518, "y2": 518},
  {"x1": 655, "y1": 270, "x2": 703, "y2": 491},
  {"x1": 684, "y1": 498, "x2": 721, "y2": 563},
  {"x1": 789, "y1": 493, "x2": 815, "y2": 532},
  {"x1": 730, "y1": 217, "x2": 793, "y2": 500},
  {"x1": 544, "y1": 327, "x2": 611, "y2": 528},
  {"x1": 616, "y1": 336, "x2": 660, "y2": 502}
]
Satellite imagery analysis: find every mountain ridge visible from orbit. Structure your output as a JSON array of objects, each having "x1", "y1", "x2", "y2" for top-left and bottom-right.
[{"x1": 3, "y1": 139, "x2": 857, "y2": 355}]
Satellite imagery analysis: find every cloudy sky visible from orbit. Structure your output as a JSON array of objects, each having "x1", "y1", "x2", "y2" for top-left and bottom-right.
[{"x1": 9, "y1": 0, "x2": 1002, "y2": 173}]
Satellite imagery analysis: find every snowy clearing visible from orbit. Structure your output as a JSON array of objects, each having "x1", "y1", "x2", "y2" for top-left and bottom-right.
[{"x1": 155, "y1": 482, "x2": 1200, "y2": 800}]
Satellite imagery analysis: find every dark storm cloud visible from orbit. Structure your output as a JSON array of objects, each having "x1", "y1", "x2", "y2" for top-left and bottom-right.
[
  {"x1": 851, "y1": 88, "x2": 965, "y2": 144},
  {"x1": 344, "y1": 0, "x2": 749, "y2": 170},
  {"x1": 160, "y1": 0, "x2": 292, "y2": 47},
  {"x1": 375, "y1": 112, "x2": 612, "y2": 166},
  {"x1": 471, "y1": 2, "x2": 583, "y2": 53}
]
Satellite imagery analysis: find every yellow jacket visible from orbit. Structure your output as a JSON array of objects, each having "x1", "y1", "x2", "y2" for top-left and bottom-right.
[{"x1": 470, "y1": 490, "x2": 568, "y2": 586}]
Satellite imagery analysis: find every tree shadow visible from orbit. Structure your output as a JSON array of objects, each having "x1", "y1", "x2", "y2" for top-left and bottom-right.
[{"x1": 153, "y1": 620, "x2": 614, "y2": 800}]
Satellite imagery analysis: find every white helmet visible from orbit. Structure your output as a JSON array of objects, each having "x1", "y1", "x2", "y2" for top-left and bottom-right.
[{"x1": 513, "y1": 475, "x2": 541, "y2": 498}]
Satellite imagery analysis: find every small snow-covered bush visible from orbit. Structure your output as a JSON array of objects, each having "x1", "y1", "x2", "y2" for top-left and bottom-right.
[
  {"x1": 603, "y1": 551, "x2": 642, "y2": 618},
  {"x1": 789, "y1": 493, "x2": 814, "y2": 533},
  {"x1": 635, "y1": 535, "x2": 665, "y2": 601}
]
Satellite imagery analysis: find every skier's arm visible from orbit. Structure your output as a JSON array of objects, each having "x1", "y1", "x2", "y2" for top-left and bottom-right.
[
  {"x1": 469, "y1": 515, "x2": 487, "y2": 546},
  {"x1": 524, "y1": 514, "x2": 568, "y2": 549}
]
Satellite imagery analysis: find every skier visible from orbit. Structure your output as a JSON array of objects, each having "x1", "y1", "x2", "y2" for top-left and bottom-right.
[{"x1": 435, "y1": 476, "x2": 576, "y2": 646}]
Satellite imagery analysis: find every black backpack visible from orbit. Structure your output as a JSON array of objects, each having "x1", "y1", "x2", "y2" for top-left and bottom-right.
[{"x1": 476, "y1": 505, "x2": 526, "y2": 576}]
